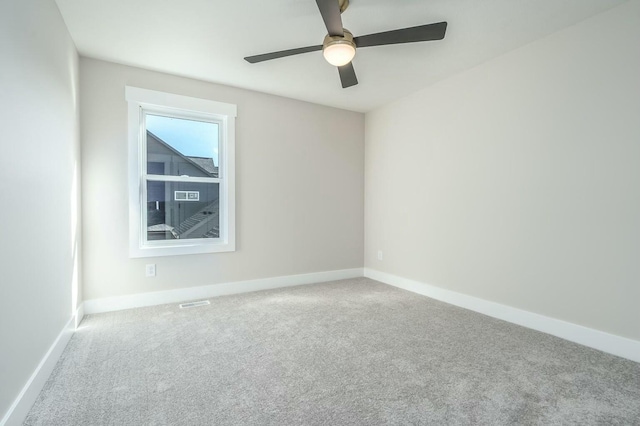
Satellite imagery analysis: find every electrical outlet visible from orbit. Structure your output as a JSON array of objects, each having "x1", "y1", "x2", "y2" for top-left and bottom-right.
[
  {"x1": 377, "y1": 250, "x2": 383, "y2": 261},
  {"x1": 145, "y1": 264, "x2": 156, "y2": 277}
]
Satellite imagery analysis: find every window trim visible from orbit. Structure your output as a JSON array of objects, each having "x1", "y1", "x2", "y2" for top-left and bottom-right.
[{"x1": 126, "y1": 86, "x2": 236, "y2": 258}]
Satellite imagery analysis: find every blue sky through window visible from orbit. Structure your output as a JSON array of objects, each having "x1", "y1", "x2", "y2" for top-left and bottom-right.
[{"x1": 146, "y1": 114, "x2": 218, "y2": 166}]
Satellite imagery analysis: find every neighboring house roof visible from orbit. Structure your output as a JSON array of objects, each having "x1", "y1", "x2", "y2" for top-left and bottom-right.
[
  {"x1": 147, "y1": 223, "x2": 180, "y2": 240},
  {"x1": 187, "y1": 156, "x2": 218, "y2": 175}
]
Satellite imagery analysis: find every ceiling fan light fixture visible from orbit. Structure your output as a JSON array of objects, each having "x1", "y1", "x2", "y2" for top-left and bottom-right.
[{"x1": 322, "y1": 30, "x2": 356, "y2": 67}]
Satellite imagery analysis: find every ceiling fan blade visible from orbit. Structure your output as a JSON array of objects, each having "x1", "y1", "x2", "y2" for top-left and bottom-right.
[
  {"x1": 315, "y1": 0, "x2": 344, "y2": 37},
  {"x1": 244, "y1": 45, "x2": 323, "y2": 63},
  {"x1": 354, "y1": 22, "x2": 447, "y2": 48},
  {"x1": 338, "y1": 62, "x2": 358, "y2": 88}
]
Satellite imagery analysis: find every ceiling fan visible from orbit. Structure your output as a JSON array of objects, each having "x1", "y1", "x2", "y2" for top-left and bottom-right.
[{"x1": 244, "y1": 0, "x2": 447, "y2": 89}]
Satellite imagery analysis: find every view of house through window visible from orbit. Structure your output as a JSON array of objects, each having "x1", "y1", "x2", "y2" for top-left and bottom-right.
[{"x1": 145, "y1": 114, "x2": 220, "y2": 241}]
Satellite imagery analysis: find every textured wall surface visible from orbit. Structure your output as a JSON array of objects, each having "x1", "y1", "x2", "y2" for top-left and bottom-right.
[
  {"x1": 365, "y1": 1, "x2": 640, "y2": 340},
  {"x1": 80, "y1": 58, "x2": 364, "y2": 300},
  {"x1": 0, "y1": 0, "x2": 81, "y2": 419}
]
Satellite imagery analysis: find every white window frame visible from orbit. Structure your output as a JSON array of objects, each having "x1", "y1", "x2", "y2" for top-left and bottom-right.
[{"x1": 126, "y1": 86, "x2": 236, "y2": 258}]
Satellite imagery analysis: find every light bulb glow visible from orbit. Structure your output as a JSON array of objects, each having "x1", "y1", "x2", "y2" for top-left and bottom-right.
[{"x1": 323, "y1": 42, "x2": 356, "y2": 67}]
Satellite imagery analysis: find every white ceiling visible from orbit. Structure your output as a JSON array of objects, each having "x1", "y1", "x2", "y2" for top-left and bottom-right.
[{"x1": 55, "y1": 0, "x2": 627, "y2": 112}]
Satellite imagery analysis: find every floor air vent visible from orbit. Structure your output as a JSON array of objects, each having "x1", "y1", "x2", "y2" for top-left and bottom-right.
[{"x1": 179, "y1": 300, "x2": 210, "y2": 309}]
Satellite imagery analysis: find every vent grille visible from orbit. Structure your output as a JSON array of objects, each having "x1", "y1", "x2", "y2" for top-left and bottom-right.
[{"x1": 179, "y1": 300, "x2": 210, "y2": 309}]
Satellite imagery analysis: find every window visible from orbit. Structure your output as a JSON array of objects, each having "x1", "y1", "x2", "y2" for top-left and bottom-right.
[{"x1": 126, "y1": 87, "x2": 236, "y2": 257}]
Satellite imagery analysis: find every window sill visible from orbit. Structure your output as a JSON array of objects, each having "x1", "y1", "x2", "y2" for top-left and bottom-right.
[{"x1": 129, "y1": 241, "x2": 235, "y2": 258}]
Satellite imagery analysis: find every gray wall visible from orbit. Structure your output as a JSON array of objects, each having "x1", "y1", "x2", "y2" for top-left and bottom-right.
[
  {"x1": 80, "y1": 59, "x2": 364, "y2": 300},
  {"x1": 364, "y1": 1, "x2": 640, "y2": 341},
  {"x1": 0, "y1": 0, "x2": 81, "y2": 419}
]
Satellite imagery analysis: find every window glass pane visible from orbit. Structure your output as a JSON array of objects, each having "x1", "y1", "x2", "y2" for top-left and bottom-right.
[
  {"x1": 147, "y1": 182, "x2": 220, "y2": 241},
  {"x1": 146, "y1": 114, "x2": 219, "y2": 178}
]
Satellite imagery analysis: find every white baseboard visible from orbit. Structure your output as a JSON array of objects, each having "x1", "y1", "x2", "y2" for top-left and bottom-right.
[
  {"x1": 0, "y1": 306, "x2": 82, "y2": 426},
  {"x1": 365, "y1": 268, "x2": 640, "y2": 363},
  {"x1": 84, "y1": 268, "x2": 364, "y2": 315}
]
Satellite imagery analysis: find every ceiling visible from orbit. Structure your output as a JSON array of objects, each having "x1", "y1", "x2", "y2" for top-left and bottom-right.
[{"x1": 55, "y1": 0, "x2": 627, "y2": 112}]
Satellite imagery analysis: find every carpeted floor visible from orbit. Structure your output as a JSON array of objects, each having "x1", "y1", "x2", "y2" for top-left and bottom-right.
[{"x1": 25, "y1": 278, "x2": 640, "y2": 425}]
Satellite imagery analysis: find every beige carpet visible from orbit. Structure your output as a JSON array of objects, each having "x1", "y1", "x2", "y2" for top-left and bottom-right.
[{"x1": 25, "y1": 278, "x2": 640, "y2": 425}]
